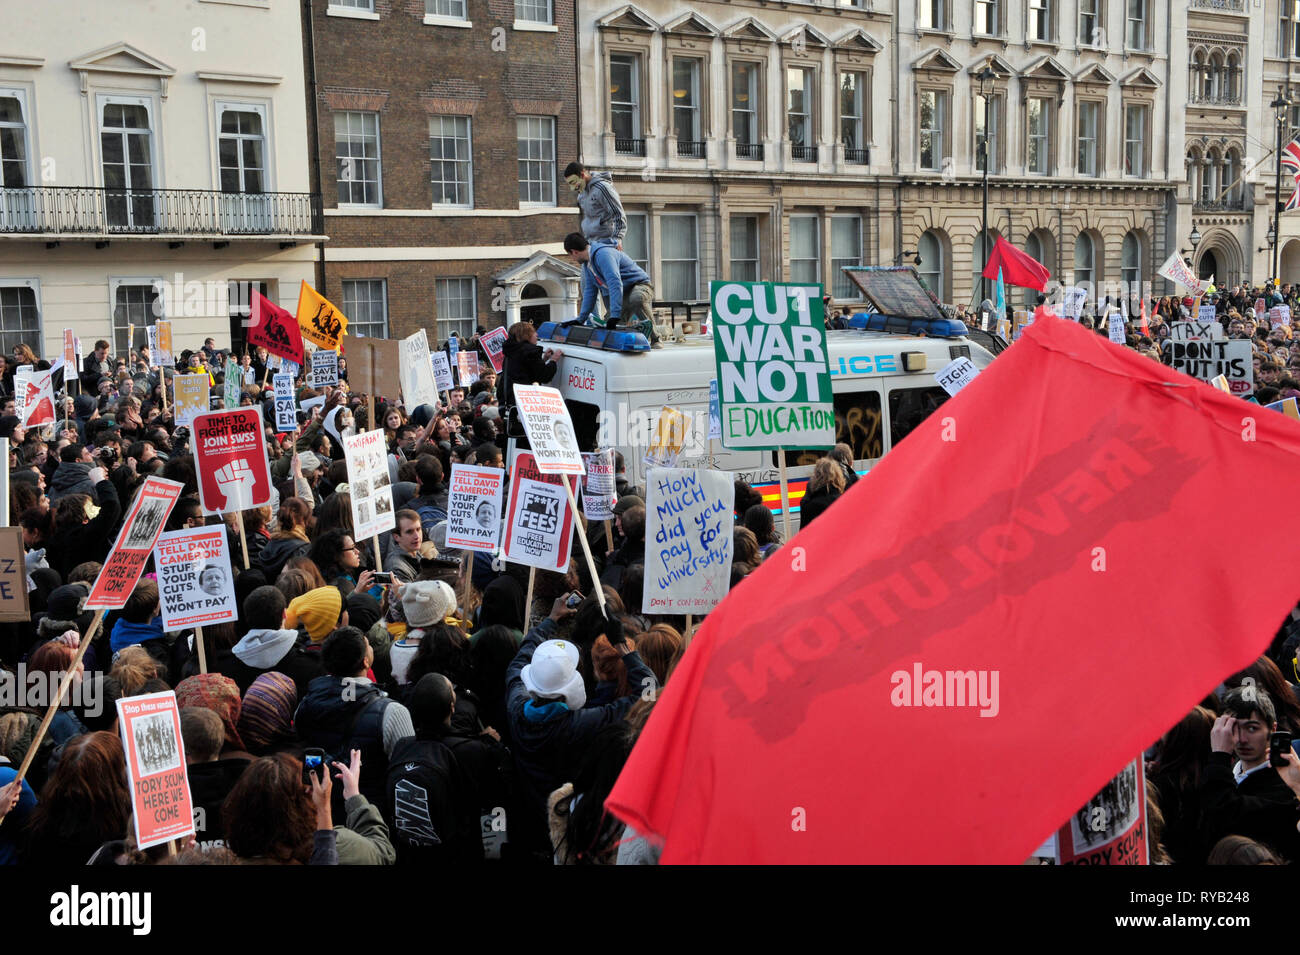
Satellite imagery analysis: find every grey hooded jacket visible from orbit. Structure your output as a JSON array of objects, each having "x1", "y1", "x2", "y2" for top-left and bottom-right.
[{"x1": 576, "y1": 171, "x2": 627, "y2": 245}]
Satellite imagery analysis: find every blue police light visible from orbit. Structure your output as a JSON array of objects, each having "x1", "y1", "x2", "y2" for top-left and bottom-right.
[
  {"x1": 847, "y1": 312, "x2": 967, "y2": 338},
  {"x1": 537, "y1": 322, "x2": 650, "y2": 352}
]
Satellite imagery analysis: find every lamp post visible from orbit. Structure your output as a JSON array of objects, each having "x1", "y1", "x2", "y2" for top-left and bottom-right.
[
  {"x1": 977, "y1": 66, "x2": 995, "y2": 304},
  {"x1": 1188, "y1": 227, "x2": 1202, "y2": 281},
  {"x1": 1271, "y1": 88, "x2": 1293, "y2": 286}
]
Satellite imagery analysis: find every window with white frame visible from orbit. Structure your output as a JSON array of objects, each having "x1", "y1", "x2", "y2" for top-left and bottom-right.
[
  {"x1": 436, "y1": 277, "x2": 476, "y2": 340},
  {"x1": 831, "y1": 215, "x2": 863, "y2": 299},
  {"x1": 789, "y1": 214, "x2": 820, "y2": 285},
  {"x1": 342, "y1": 279, "x2": 388, "y2": 338},
  {"x1": 919, "y1": 89, "x2": 946, "y2": 171},
  {"x1": 218, "y1": 104, "x2": 266, "y2": 194},
  {"x1": 974, "y1": 92, "x2": 1000, "y2": 174},
  {"x1": 660, "y1": 213, "x2": 699, "y2": 300},
  {"x1": 975, "y1": 0, "x2": 1000, "y2": 35},
  {"x1": 625, "y1": 213, "x2": 649, "y2": 273},
  {"x1": 732, "y1": 61, "x2": 761, "y2": 150},
  {"x1": 917, "y1": 230, "x2": 944, "y2": 299},
  {"x1": 1029, "y1": 0, "x2": 1051, "y2": 41},
  {"x1": 331, "y1": 0, "x2": 373, "y2": 8},
  {"x1": 430, "y1": 115, "x2": 472, "y2": 207},
  {"x1": 1077, "y1": 101, "x2": 1099, "y2": 176},
  {"x1": 335, "y1": 111, "x2": 381, "y2": 206},
  {"x1": 112, "y1": 280, "x2": 162, "y2": 355},
  {"x1": 840, "y1": 72, "x2": 867, "y2": 159},
  {"x1": 515, "y1": 0, "x2": 551, "y2": 25},
  {"x1": 1026, "y1": 97, "x2": 1051, "y2": 175},
  {"x1": 0, "y1": 281, "x2": 39, "y2": 357},
  {"x1": 730, "y1": 216, "x2": 760, "y2": 282},
  {"x1": 1124, "y1": 103, "x2": 1147, "y2": 177},
  {"x1": 1122, "y1": 231, "x2": 1142, "y2": 297},
  {"x1": 426, "y1": 0, "x2": 466, "y2": 18},
  {"x1": 610, "y1": 53, "x2": 642, "y2": 148},
  {"x1": 100, "y1": 99, "x2": 156, "y2": 229},
  {"x1": 1073, "y1": 233, "x2": 1095, "y2": 291},
  {"x1": 919, "y1": 0, "x2": 947, "y2": 30},
  {"x1": 672, "y1": 58, "x2": 702, "y2": 145},
  {"x1": 516, "y1": 115, "x2": 555, "y2": 206},
  {"x1": 0, "y1": 90, "x2": 30, "y2": 188},
  {"x1": 1284, "y1": 0, "x2": 1300, "y2": 59},
  {"x1": 1126, "y1": 0, "x2": 1147, "y2": 51},
  {"x1": 1079, "y1": 0, "x2": 1100, "y2": 47},
  {"x1": 787, "y1": 67, "x2": 814, "y2": 152}
]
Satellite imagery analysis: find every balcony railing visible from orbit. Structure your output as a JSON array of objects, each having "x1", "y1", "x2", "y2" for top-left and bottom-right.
[
  {"x1": 844, "y1": 147, "x2": 870, "y2": 165},
  {"x1": 736, "y1": 142, "x2": 764, "y2": 160},
  {"x1": 1191, "y1": 0, "x2": 1244, "y2": 10},
  {"x1": 677, "y1": 140, "x2": 707, "y2": 159},
  {"x1": 0, "y1": 186, "x2": 323, "y2": 237},
  {"x1": 614, "y1": 137, "x2": 645, "y2": 157},
  {"x1": 792, "y1": 144, "x2": 819, "y2": 163},
  {"x1": 1192, "y1": 196, "x2": 1247, "y2": 212},
  {"x1": 1188, "y1": 91, "x2": 1243, "y2": 107}
]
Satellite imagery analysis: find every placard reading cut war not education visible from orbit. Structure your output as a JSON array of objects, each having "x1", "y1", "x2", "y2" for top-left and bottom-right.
[{"x1": 711, "y1": 281, "x2": 835, "y2": 450}]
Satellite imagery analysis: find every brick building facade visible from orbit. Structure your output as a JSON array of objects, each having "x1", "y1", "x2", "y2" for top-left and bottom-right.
[{"x1": 307, "y1": 0, "x2": 582, "y2": 344}]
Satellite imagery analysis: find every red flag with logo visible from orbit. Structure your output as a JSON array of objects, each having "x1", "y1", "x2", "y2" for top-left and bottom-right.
[
  {"x1": 247, "y1": 291, "x2": 305, "y2": 365},
  {"x1": 607, "y1": 318, "x2": 1300, "y2": 863}
]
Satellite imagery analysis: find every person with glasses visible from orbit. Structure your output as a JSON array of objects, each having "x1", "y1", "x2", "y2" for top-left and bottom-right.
[{"x1": 309, "y1": 528, "x2": 374, "y2": 599}]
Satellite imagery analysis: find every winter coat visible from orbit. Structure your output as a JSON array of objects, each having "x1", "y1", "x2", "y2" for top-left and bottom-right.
[
  {"x1": 575, "y1": 171, "x2": 627, "y2": 244},
  {"x1": 220, "y1": 627, "x2": 325, "y2": 696},
  {"x1": 335, "y1": 794, "x2": 397, "y2": 865},
  {"x1": 797, "y1": 487, "x2": 841, "y2": 531},
  {"x1": 187, "y1": 757, "x2": 250, "y2": 851},
  {"x1": 499, "y1": 338, "x2": 557, "y2": 409},
  {"x1": 295, "y1": 675, "x2": 405, "y2": 813},
  {"x1": 109, "y1": 616, "x2": 166, "y2": 655},
  {"x1": 48, "y1": 461, "x2": 96, "y2": 503},
  {"x1": 45, "y1": 479, "x2": 122, "y2": 582},
  {"x1": 254, "y1": 535, "x2": 310, "y2": 581}
]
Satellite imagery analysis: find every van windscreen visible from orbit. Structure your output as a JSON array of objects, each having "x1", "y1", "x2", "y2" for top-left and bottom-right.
[{"x1": 778, "y1": 391, "x2": 883, "y2": 468}]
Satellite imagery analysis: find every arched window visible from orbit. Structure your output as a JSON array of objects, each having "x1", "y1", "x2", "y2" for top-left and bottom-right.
[
  {"x1": 918, "y1": 230, "x2": 944, "y2": 302},
  {"x1": 1074, "y1": 232, "x2": 1095, "y2": 293},
  {"x1": 1023, "y1": 231, "x2": 1044, "y2": 307},
  {"x1": 1207, "y1": 146, "x2": 1222, "y2": 204},
  {"x1": 1187, "y1": 147, "x2": 1202, "y2": 202},
  {"x1": 1226, "y1": 51, "x2": 1240, "y2": 102},
  {"x1": 1224, "y1": 149, "x2": 1240, "y2": 205},
  {"x1": 1209, "y1": 51, "x2": 1225, "y2": 99},
  {"x1": 1122, "y1": 230, "x2": 1143, "y2": 303}
]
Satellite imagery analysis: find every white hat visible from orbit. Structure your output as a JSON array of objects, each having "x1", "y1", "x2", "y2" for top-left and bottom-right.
[
  {"x1": 401, "y1": 579, "x2": 456, "y2": 629},
  {"x1": 521, "y1": 639, "x2": 586, "y2": 710}
]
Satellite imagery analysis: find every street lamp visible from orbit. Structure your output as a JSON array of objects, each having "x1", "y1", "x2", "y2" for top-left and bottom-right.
[
  {"x1": 896, "y1": 249, "x2": 919, "y2": 266},
  {"x1": 977, "y1": 66, "x2": 995, "y2": 304},
  {"x1": 1187, "y1": 227, "x2": 1202, "y2": 274},
  {"x1": 1271, "y1": 87, "x2": 1293, "y2": 286}
]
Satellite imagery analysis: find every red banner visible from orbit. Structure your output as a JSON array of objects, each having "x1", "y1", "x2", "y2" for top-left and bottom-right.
[
  {"x1": 86, "y1": 477, "x2": 184, "y2": 610},
  {"x1": 607, "y1": 317, "x2": 1300, "y2": 863},
  {"x1": 248, "y1": 291, "x2": 305, "y2": 365},
  {"x1": 194, "y1": 408, "x2": 273, "y2": 515}
]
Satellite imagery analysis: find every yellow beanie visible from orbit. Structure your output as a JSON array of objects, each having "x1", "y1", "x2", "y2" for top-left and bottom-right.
[{"x1": 285, "y1": 587, "x2": 343, "y2": 643}]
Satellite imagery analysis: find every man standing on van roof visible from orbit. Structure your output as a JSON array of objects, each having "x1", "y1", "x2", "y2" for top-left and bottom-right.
[
  {"x1": 564, "y1": 162, "x2": 626, "y2": 250},
  {"x1": 564, "y1": 233, "x2": 660, "y2": 347}
]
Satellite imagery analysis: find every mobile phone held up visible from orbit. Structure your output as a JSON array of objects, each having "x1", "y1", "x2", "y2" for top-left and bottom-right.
[
  {"x1": 565, "y1": 591, "x2": 584, "y2": 609},
  {"x1": 1270, "y1": 731, "x2": 1293, "y2": 769},
  {"x1": 372, "y1": 571, "x2": 393, "y2": 585},
  {"x1": 303, "y1": 747, "x2": 329, "y2": 786}
]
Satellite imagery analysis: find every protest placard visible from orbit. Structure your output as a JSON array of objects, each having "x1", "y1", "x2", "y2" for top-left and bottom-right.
[
  {"x1": 1163, "y1": 338, "x2": 1253, "y2": 396},
  {"x1": 348, "y1": 338, "x2": 401, "y2": 400},
  {"x1": 581, "y1": 449, "x2": 616, "y2": 521},
  {"x1": 224, "y1": 367, "x2": 244, "y2": 409},
  {"x1": 448, "y1": 334, "x2": 459, "y2": 366},
  {"x1": 62, "y1": 328, "x2": 76, "y2": 370},
  {"x1": 1060, "y1": 287, "x2": 1087, "y2": 321},
  {"x1": 513, "y1": 384, "x2": 584, "y2": 475},
  {"x1": 0, "y1": 527, "x2": 29, "y2": 622},
  {"x1": 194, "y1": 408, "x2": 273, "y2": 514},
  {"x1": 86, "y1": 477, "x2": 184, "y2": 610},
  {"x1": 457, "y1": 351, "x2": 480, "y2": 387},
  {"x1": 711, "y1": 281, "x2": 834, "y2": 449},
  {"x1": 480, "y1": 326, "x2": 508, "y2": 373},
  {"x1": 155, "y1": 320, "x2": 174, "y2": 367},
  {"x1": 400, "y1": 329, "x2": 440, "y2": 411},
  {"x1": 344, "y1": 428, "x2": 394, "y2": 541},
  {"x1": 1108, "y1": 314, "x2": 1127, "y2": 345},
  {"x1": 644, "y1": 406, "x2": 692, "y2": 469},
  {"x1": 117, "y1": 691, "x2": 195, "y2": 850},
  {"x1": 936, "y1": 357, "x2": 979, "y2": 396},
  {"x1": 1197, "y1": 305, "x2": 1216, "y2": 323},
  {"x1": 12, "y1": 366, "x2": 31, "y2": 421},
  {"x1": 446, "y1": 464, "x2": 505, "y2": 552},
  {"x1": 308, "y1": 348, "x2": 339, "y2": 388},
  {"x1": 173, "y1": 373, "x2": 210, "y2": 428},
  {"x1": 272, "y1": 373, "x2": 297, "y2": 432},
  {"x1": 431, "y1": 352, "x2": 454, "y2": 393},
  {"x1": 296, "y1": 281, "x2": 348, "y2": 350},
  {"x1": 248, "y1": 291, "x2": 305, "y2": 365},
  {"x1": 707, "y1": 380, "x2": 721, "y2": 441},
  {"x1": 643, "y1": 468, "x2": 734, "y2": 615},
  {"x1": 502, "y1": 451, "x2": 574, "y2": 572},
  {"x1": 1271, "y1": 305, "x2": 1292, "y2": 327},
  {"x1": 154, "y1": 527, "x2": 238, "y2": 630},
  {"x1": 1047, "y1": 759, "x2": 1148, "y2": 865},
  {"x1": 1169, "y1": 320, "x2": 1224, "y2": 342},
  {"x1": 20, "y1": 369, "x2": 55, "y2": 428},
  {"x1": 1266, "y1": 397, "x2": 1300, "y2": 421},
  {"x1": 1157, "y1": 252, "x2": 1210, "y2": 297}
]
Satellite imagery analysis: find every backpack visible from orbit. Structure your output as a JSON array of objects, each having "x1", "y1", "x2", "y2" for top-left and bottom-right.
[
  {"x1": 444, "y1": 733, "x2": 516, "y2": 860},
  {"x1": 385, "y1": 737, "x2": 482, "y2": 864}
]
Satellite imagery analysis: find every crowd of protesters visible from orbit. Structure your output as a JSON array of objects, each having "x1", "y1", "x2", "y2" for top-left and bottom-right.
[{"x1": 3, "y1": 310, "x2": 1300, "y2": 866}]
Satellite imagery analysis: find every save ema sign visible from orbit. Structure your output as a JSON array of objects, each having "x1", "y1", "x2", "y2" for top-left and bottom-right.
[{"x1": 710, "y1": 281, "x2": 834, "y2": 450}]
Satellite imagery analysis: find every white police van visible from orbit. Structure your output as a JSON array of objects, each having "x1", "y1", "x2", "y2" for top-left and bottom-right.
[{"x1": 538, "y1": 269, "x2": 1000, "y2": 527}]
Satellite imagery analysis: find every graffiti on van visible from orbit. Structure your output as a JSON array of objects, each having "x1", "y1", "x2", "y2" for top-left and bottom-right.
[{"x1": 787, "y1": 399, "x2": 884, "y2": 468}]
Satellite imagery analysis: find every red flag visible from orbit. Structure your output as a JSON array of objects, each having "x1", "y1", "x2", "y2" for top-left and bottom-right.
[
  {"x1": 981, "y1": 235, "x2": 1051, "y2": 292},
  {"x1": 247, "y1": 291, "x2": 305, "y2": 365},
  {"x1": 1140, "y1": 296, "x2": 1150, "y2": 337},
  {"x1": 607, "y1": 318, "x2": 1300, "y2": 863}
]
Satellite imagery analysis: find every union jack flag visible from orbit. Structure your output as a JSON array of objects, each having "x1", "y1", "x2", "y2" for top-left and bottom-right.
[{"x1": 1282, "y1": 139, "x2": 1300, "y2": 211}]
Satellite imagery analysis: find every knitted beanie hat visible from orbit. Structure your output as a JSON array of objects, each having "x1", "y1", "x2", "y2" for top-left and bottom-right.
[
  {"x1": 401, "y1": 580, "x2": 456, "y2": 629},
  {"x1": 285, "y1": 586, "x2": 343, "y2": 643}
]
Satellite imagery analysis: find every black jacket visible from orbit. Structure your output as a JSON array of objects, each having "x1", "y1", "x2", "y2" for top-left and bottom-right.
[
  {"x1": 48, "y1": 461, "x2": 97, "y2": 504},
  {"x1": 498, "y1": 337, "x2": 557, "y2": 408},
  {"x1": 295, "y1": 675, "x2": 395, "y2": 813},
  {"x1": 385, "y1": 736, "x2": 484, "y2": 865},
  {"x1": 797, "y1": 487, "x2": 840, "y2": 531},
  {"x1": 187, "y1": 757, "x2": 250, "y2": 851},
  {"x1": 1196, "y1": 752, "x2": 1300, "y2": 861},
  {"x1": 46, "y1": 479, "x2": 122, "y2": 582},
  {"x1": 254, "y1": 535, "x2": 310, "y2": 581}
]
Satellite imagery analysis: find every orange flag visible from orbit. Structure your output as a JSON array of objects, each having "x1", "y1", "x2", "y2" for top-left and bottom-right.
[{"x1": 295, "y1": 281, "x2": 348, "y2": 351}]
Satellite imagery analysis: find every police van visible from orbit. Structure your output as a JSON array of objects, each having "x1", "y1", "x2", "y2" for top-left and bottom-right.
[{"x1": 536, "y1": 268, "x2": 1001, "y2": 529}]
